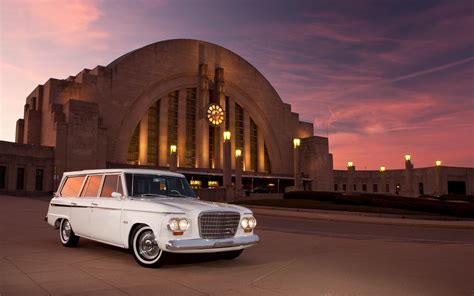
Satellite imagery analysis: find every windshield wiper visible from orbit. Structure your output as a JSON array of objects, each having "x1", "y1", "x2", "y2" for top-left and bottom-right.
[{"x1": 135, "y1": 193, "x2": 165, "y2": 198}]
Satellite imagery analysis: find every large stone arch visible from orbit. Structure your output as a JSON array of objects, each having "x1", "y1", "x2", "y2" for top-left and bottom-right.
[
  {"x1": 99, "y1": 39, "x2": 300, "y2": 175},
  {"x1": 113, "y1": 75, "x2": 283, "y2": 173}
]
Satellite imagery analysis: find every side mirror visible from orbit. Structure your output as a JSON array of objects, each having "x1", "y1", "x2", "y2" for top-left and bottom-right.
[{"x1": 111, "y1": 192, "x2": 123, "y2": 200}]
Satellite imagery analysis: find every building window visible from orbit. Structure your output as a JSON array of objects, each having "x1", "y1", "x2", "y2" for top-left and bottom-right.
[
  {"x1": 418, "y1": 182, "x2": 424, "y2": 195},
  {"x1": 386, "y1": 184, "x2": 390, "y2": 193},
  {"x1": 334, "y1": 184, "x2": 338, "y2": 191},
  {"x1": 16, "y1": 167, "x2": 25, "y2": 190},
  {"x1": 342, "y1": 184, "x2": 346, "y2": 191},
  {"x1": 167, "y1": 90, "x2": 179, "y2": 150},
  {"x1": 209, "y1": 127, "x2": 215, "y2": 168},
  {"x1": 362, "y1": 184, "x2": 367, "y2": 192},
  {"x1": 35, "y1": 169, "x2": 44, "y2": 191},
  {"x1": 264, "y1": 144, "x2": 271, "y2": 173},
  {"x1": 373, "y1": 183, "x2": 378, "y2": 193},
  {"x1": 147, "y1": 102, "x2": 159, "y2": 166},
  {"x1": 0, "y1": 166, "x2": 6, "y2": 189},
  {"x1": 127, "y1": 124, "x2": 139, "y2": 164},
  {"x1": 185, "y1": 88, "x2": 196, "y2": 168},
  {"x1": 250, "y1": 118, "x2": 258, "y2": 171},
  {"x1": 235, "y1": 103, "x2": 244, "y2": 151},
  {"x1": 353, "y1": 184, "x2": 357, "y2": 191},
  {"x1": 225, "y1": 96, "x2": 230, "y2": 130}
]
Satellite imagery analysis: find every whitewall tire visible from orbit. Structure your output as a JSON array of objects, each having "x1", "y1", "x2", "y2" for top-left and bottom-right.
[
  {"x1": 59, "y1": 219, "x2": 79, "y2": 247},
  {"x1": 131, "y1": 225, "x2": 167, "y2": 267}
]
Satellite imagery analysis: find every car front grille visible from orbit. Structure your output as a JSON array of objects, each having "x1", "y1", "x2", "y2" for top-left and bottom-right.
[{"x1": 198, "y1": 211, "x2": 241, "y2": 239}]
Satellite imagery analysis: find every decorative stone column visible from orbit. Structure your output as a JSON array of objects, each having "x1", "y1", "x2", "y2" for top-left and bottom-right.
[{"x1": 138, "y1": 112, "x2": 148, "y2": 165}]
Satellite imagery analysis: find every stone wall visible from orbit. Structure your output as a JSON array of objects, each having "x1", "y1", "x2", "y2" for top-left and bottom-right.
[{"x1": 0, "y1": 141, "x2": 54, "y2": 196}]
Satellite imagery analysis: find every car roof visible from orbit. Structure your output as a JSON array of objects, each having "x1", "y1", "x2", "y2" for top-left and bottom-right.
[{"x1": 63, "y1": 168, "x2": 185, "y2": 178}]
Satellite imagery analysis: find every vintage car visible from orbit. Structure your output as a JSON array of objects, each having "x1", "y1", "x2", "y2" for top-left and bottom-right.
[{"x1": 45, "y1": 169, "x2": 259, "y2": 267}]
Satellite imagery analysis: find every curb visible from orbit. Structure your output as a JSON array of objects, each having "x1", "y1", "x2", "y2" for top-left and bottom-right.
[{"x1": 247, "y1": 205, "x2": 474, "y2": 230}]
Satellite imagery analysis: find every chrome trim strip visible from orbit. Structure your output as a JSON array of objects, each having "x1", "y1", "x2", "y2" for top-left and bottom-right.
[
  {"x1": 50, "y1": 203, "x2": 183, "y2": 214},
  {"x1": 166, "y1": 235, "x2": 260, "y2": 250}
]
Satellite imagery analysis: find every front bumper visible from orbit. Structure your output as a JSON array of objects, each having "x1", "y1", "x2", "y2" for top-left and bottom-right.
[{"x1": 166, "y1": 234, "x2": 260, "y2": 251}]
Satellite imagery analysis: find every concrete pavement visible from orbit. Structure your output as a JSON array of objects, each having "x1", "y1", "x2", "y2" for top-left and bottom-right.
[{"x1": 1, "y1": 195, "x2": 473, "y2": 295}]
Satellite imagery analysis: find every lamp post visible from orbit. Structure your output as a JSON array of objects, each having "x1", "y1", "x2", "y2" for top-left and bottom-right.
[
  {"x1": 223, "y1": 131, "x2": 232, "y2": 189},
  {"x1": 169, "y1": 145, "x2": 177, "y2": 172},
  {"x1": 235, "y1": 149, "x2": 243, "y2": 193},
  {"x1": 404, "y1": 154, "x2": 414, "y2": 196},
  {"x1": 293, "y1": 138, "x2": 302, "y2": 190},
  {"x1": 435, "y1": 160, "x2": 442, "y2": 195},
  {"x1": 347, "y1": 161, "x2": 355, "y2": 192}
]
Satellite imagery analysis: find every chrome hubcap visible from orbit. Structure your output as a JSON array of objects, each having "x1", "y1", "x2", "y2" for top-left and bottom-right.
[
  {"x1": 138, "y1": 230, "x2": 160, "y2": 260},
  {"x1": 62, "y1": 220, "x2": 71, "y2": 241}
]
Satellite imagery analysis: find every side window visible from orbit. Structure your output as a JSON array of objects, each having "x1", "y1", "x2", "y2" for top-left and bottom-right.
[
  {"x1": 60, "y1": 176, "x2": 85, "y2": 197},
  {"x1": 81, "y1": 175, "x2": 103, "y2": 197},
  {"x1": 100, "y1": 175, "x2": 123, "y2": 197}
]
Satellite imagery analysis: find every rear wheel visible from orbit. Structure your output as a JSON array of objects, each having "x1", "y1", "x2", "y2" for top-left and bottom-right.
[
  {"x1": 131, "y1": 225, "x2": 167, "y2": 267},
  {"x1": 220, "y1": 249, "x2": 244, "y2": 260},
  {"x1": 59, "y1": 219, "x2": 79, "y2": 247}
]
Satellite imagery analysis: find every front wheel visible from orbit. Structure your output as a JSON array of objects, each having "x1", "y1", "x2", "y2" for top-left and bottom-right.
[
  {"x1": 220, "y1": 249, "x2": 244, "y2": 260},
  {"x1": 131, "y1": 225, "x2": 167, "y2": 267},
  {"x1": 59, "y1": 219, "x2": 79, "y2": 247}
]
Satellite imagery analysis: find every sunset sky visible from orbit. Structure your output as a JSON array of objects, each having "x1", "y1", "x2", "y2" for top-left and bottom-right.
[{"x1": 1, "y1": 0, "x2": 473, "y2": 169}]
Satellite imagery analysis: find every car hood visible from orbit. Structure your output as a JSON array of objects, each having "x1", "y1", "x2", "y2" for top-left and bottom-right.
[{"x1": 130, "y1": 197, "x2": 250, "y2": 214}]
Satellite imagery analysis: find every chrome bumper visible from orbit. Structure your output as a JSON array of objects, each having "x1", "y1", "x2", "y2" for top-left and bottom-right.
[{"x1": 166, "y1": 235, "x2": 260, "y2": 251}]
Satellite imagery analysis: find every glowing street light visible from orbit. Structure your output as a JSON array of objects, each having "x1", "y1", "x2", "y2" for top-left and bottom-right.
[
  {"x1": 347, "y1": 161, "x2": 354, "y2": 168},
  {"x1": 235, "y1": 149, "x2": 242, "y2": 158},
  {"x1": 436, "y1": 160, "x2": 442, "y2": 166},
  {"x1": 405, "y1": 154, "x2": 411, "y2": 161},
  {"x1": 293, "y1": 138, "x2": 301, "y2": 148},
  {"x1": 170, "y1": 145, "x2": 177, "y2": 153},
  {"x1": 380, "y1": 166, "x2": 386, "y2": 172},
  {"x1": 223, "y1": 130, "x2": 231, "y2": 141}
]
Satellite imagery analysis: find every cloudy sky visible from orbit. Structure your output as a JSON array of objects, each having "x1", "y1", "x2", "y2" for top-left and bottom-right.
[{"x1": 1, "y1": 0, "x2": 473, "y2": 169}]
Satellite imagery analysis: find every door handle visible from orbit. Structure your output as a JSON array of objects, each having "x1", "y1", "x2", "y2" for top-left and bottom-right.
[{"x1": 91, "y1": 202, "x2": 98, "y2": 206}]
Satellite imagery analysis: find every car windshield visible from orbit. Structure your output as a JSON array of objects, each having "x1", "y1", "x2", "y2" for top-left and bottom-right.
[{"x1": 125, "y1": 173, "x2": 196, "y2": 198}]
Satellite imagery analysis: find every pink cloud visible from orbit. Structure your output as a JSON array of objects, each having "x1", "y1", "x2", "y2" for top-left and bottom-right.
[{"x1": 1, "y1": 0, "x2": 108, "y2": 49}]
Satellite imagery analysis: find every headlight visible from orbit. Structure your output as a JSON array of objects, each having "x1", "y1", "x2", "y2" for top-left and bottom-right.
[
  {"x1": 178, "y1": 218, "x2": 189, "y2": 231},
  {"x1": 248, "y1": 217, "x2": 257, "y2": 229},
  {"x1": 168, "y1": 218, "x2": 179, "y2": 231},
  {"x1": 240, "y1": 218, "x2": 249, "y2": 229}
]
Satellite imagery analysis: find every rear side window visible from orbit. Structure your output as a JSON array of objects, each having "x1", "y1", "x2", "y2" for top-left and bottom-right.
[
  {"x1": 81, "y1": 175, "x2": 103, "y2": 197},
  {"x1": 60, "y1": 176, "x2": 85, "y2": 197},
  {"x1": 100, "y1": 175, "x2": 123, "y2": 197}
]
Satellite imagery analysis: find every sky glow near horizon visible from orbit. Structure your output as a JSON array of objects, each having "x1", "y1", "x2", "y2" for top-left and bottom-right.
[{"x1": 0, "y1": 0, "x2": 473, "y2": 169}]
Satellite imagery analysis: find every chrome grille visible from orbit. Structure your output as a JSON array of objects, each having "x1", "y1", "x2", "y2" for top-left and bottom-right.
[{"x1": 198, "y1": 211, "x2": 241, "y2": 239}]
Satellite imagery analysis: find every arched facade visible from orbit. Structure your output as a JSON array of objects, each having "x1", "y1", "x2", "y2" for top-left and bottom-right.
[{"x1": 14, "y1": 39, "x2": 335, "y2": 192}]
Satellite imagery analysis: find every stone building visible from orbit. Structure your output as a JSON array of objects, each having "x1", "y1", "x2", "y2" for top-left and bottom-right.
[
  {"x1": 1, "y1": 39, "x2": 472, "y2": 197},
  {"x1": 333, "y1": 157, "x2": 474, "y2": 196},
  {"x1": 2, "y1": 39, "x2": 333, "y2": 195}
]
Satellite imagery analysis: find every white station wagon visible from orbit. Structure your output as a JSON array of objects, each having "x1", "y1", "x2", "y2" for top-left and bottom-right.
[{"x1": 45, "y1": 169, "x2": 259, "y2": 267}]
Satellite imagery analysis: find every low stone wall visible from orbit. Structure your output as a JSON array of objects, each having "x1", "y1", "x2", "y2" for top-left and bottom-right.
[{"x1": 196, "y1": 188, "x2": 283, "y2": 202}]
